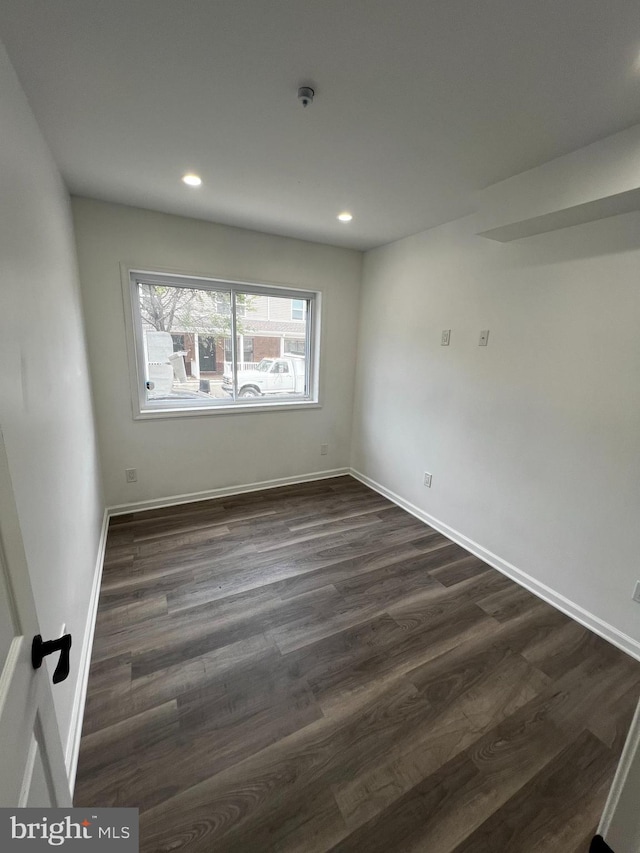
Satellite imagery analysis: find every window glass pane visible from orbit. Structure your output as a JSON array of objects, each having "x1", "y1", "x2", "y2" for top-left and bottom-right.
[
  {"x1": 138, "y1": 283, "x2": 232, "y2": 404},
  {"x1": 235, "y1": 292, "x2": 308, "y2": 398},
  {"x1": 133, "y1": 276, "x2": 315, "y2": 412}
]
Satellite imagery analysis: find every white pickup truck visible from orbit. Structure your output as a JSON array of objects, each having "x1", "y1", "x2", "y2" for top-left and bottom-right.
[{"x1": 222, "y1": 356, "x2": 306, "y2": 398}]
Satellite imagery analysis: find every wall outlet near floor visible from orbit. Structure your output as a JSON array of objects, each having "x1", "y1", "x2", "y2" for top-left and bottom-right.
[
  {"x1": 423, "y1": 472, "x2": 432, "y2": 487},
  {"x1": 125, "y1": 468, "x2": 137, "y2": 483},
  {"x1": 633, "y1": 581, "x2": 640, "y2": 603},
  {"x1": 320, "y1": 444, "x2": 329, "y2": 456},
  {"x1": 479, "y1": 329, "x2": 490, "y2": 346},
  {"x1": 441, "y1": 329, "x2": 451, "y2": 346}
]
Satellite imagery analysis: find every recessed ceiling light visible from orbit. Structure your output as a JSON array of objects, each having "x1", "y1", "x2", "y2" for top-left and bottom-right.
[
  {"x1": 182, "y1": 173, "x2": 202, "y2": 187},
  {"x1": 337, "y1": 212, "x2": 353, "y2": 222}
]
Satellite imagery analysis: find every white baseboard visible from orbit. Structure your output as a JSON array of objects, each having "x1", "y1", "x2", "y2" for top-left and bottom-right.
[
  {"x1": 65, "y1": 507, "x2": 109, "y2": 794},
  {"x1": 107, "y1": 468, "x2": 351, "y2": 516},
  {"x1": 350, "y1": 468, "x2": 640, "y2": 662}
]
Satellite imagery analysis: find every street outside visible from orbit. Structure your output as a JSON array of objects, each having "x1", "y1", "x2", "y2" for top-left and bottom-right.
[{"x1": 172, "y1": 374, "x2": 227, "y2": 399}]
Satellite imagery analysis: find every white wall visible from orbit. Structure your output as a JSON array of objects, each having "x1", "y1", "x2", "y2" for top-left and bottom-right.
[
  {"x1": 71, "y1": 198, "x2": 362, "y2": 508},
  {"x1": 0, "y1": 42, "x2": 104, "y2": 760},
  {"x1": 477, "y1": 122, "x2": 640, "y2": 239},
  {"x1": 352, "y1": 209, "x2": 640, "y2": 646}
]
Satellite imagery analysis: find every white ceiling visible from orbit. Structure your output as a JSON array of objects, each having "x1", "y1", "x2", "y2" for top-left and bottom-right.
[{"x1": 1, "y1": 0, "x2": 640, "y2": 250}]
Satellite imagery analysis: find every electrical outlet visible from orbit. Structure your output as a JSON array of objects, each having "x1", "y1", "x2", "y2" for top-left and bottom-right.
[
  {"x1": 633, "y1": 581, "x2": 640, "y2": 603},
  {"x1": 479, "y1": 330, "x2": 490, "y2": 346},
  {"x1": 423, "y1": 472, "x2": 432, "y2": 487},
  {"x1": 125, "y1": 468, "x2": 137, "y2": 483},
  {"x1": 441, "y1": 330, "x2": 451, "y2": 346},
  {"x1": 320, "y1": 444, "x2": 329, "y2": 456}
]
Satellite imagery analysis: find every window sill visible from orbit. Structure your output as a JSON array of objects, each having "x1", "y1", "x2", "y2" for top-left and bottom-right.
[{"x1": 133, "y1": 399, "x2": 322, "y2": 420}]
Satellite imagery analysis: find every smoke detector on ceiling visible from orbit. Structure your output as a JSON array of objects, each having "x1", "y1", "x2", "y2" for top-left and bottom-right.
[{"x1": 297, "y1": 86, "x2": 315, "y2": 108}]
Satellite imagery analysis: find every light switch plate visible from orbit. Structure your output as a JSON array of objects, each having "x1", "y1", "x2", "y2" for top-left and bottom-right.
[
  {"x1": 441, "y1": 330, "x2": 451, "y2": 346},
  {"x1": 479, "y1": 330, "x2": 489, "y2": 346}
]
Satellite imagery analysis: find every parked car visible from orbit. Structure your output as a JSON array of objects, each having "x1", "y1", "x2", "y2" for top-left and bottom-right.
[{"x1": 222, "y1": 356, "x2": 305, "y2": 397}]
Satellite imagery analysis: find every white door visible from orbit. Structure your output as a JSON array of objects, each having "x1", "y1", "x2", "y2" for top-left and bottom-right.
[
  {"x1": 0, "y1": 428, "x2": 70, "y2": 807},
  {"x1": 598, "y1": 697, "x2": 640, "y2": 852}
]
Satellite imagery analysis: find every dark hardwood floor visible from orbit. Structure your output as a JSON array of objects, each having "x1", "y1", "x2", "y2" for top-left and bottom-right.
[{"x1": 74, "y1": 476, "x2": 640, "y2": 852}]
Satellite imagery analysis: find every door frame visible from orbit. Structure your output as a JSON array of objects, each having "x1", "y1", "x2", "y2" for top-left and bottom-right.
[{"x1": 598, "y1": 696, "x2": 640, "y2": 852}]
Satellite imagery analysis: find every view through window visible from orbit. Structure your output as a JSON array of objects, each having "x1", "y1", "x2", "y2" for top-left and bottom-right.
[{"x1": 129, "y1": 272, "x2": 318, "y2": 413}]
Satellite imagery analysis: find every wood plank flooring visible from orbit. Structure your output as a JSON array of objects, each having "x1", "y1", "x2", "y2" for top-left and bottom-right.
[{"x1": 74, "y1": 476, "x2": 640, "y2": 852}]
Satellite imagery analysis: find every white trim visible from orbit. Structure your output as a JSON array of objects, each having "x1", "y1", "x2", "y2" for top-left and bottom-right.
[
  {"x1": 108, "y1": 469, "x2": 350, "y2": 516},
  {"x1": 127, "y1": 267, "x2": 316, "y2": 301},
  {"x1": 350, "y1": 468, "x2": 640, "y2": 662},
  {"x1": 598, "y1": 696, "x2": 640, "y2": 839},
  {"x1": 132, "y1": 401, "x2": 323, "y2": 420},
  {"x1": 65, "y1": 508, "x2": 109, "y2": 794},
  {"x1": 18, "y1": 733, "x2": 38, "y2": 807},
  {"x1": 121, "y1": 265, "x2": 322, "y2": 419}
]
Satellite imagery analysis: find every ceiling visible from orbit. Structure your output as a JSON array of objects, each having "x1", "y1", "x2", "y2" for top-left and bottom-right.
[{"x1": 1, "y1": 0, "x2": 640, "y2": 251}]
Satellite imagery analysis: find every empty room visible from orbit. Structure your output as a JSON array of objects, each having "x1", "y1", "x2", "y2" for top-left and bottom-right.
[{"x1": 1, "y1": 2, "x2": 640, "y2": 852}]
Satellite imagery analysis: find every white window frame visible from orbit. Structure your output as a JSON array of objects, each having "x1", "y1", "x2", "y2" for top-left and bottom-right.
[{"x1": 122, "y1": 267, "x2": 321, "y2": 419}]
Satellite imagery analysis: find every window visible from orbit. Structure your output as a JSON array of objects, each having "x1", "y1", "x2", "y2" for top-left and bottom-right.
[
  {"x1": 223, "y1": 336, "x2": 253, "y2": 364},
  {"x1": 285, "y1": 338, "x2": 306, "y2": 356},
  {"x1": 127, "y1": 270, "x2": 319, "y2": 416},
  {"x1": 215, "y1": 294, "x2": 246, "y2": 317},
  {"x1": 291, "y1": 299, "x2": 305, "y2": 321},
  {"x1": 215, "y1": 293, "x2": 230, "y2": 316}
]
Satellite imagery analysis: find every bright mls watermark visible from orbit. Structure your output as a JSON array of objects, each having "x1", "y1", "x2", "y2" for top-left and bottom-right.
[{"x1": 0, "y1": 809, "x2": 138, "y2": 850}]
